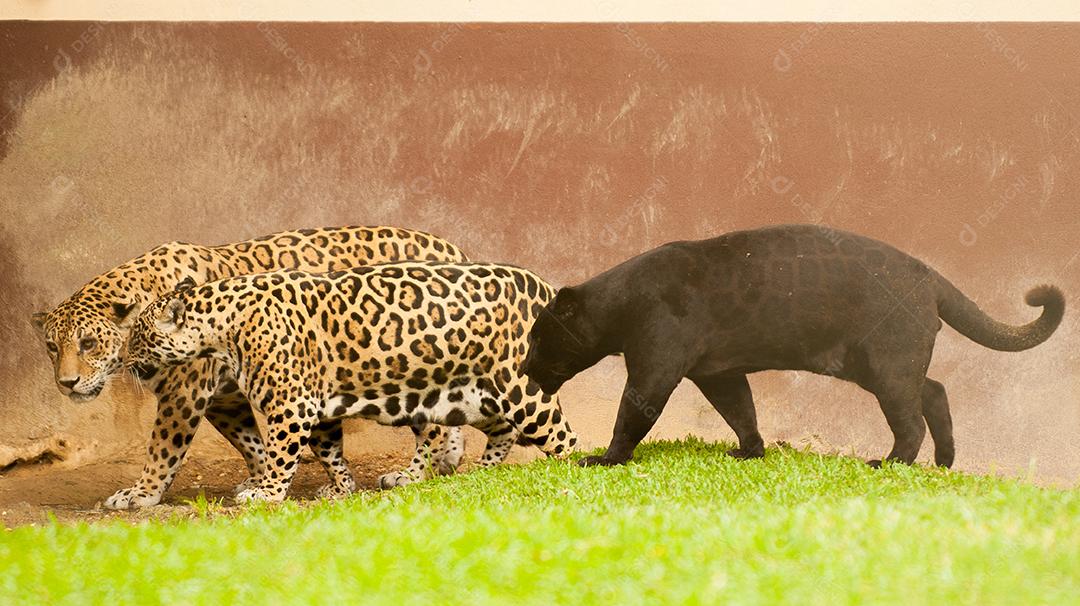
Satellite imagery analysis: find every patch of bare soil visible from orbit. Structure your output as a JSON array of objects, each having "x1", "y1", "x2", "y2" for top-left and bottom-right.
[{"x1": 0, "y1": 452, "x2": 412, "y2": 527}]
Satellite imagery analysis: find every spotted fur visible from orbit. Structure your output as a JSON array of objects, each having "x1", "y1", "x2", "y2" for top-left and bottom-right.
[
  {"x1": 126, "y1": 261, "x2": 577, "y2": 503},
  {"x1": 33, "y1": 226, "x2": 469, "y2": 509}
]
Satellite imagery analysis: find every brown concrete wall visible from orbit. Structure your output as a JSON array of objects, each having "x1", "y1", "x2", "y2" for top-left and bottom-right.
[{"x1": 1, "y1": 23, "x2": 1077, "y2": 482}]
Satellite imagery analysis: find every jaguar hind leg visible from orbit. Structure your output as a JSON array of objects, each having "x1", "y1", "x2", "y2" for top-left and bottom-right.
[
  {"x1": 309, "y1": 420, "x2": 356, "y2": 500},
  {"x1": 202, "y1": 393, "x2": 267, "y2": 495},
  {"x1": 856, "y1": 325, "x2": 936, "y2": 468},
  {"x1": 921, "y1": 378, "x2": 954, "y2": 468},
  {"x1": 865, "y1": 379, "x2": 929, "y2": 467},
  {"x1": 433, "y1": 426, "x2": 465, "y2": 476},
  {"x1": 690, "y1": 373, "x2": 765, "y2": 460}
]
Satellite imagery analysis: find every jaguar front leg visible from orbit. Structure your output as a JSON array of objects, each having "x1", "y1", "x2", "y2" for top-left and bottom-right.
[
  {"x1": 234, "y1": 393, "x2": 317, "y2": 504},
  {"x1": 104, "y1": 363, "x2": 216, "y2": 510},
  {"x1": 378, "y1": 423, "x2": 457, "y2": 489},
  {"x1": 475, "y1": 418, "x2": 518, "y2": 468}
]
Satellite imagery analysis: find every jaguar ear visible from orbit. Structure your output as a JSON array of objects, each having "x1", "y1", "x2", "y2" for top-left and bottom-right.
[
  {"x1": 31, "y1": 312, "x2": 48, "y2": 332},
  {"x1": 111, "y1": 301, "x2": 141, "y2": 328},
  {"x1": 156, "y1": 298, "x2": 186, "y2": 333},
  {"x1": 552, "y1": 287, "x2": 579, "y2": 318},
  {"x1": 174, "y1": 277, "x2": 196, "y2": 294}
]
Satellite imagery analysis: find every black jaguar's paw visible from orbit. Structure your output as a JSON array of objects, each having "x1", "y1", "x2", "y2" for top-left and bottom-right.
[
  {"x1": 934, "y1": 452, "x2": 955, "y2": 469},
  {"x1": 578, "y1": 455, "x2": 627, "y2": 467},
  {"x1": 866, "y1": 459, "x2": 883, "y2": 469},
  {"x1": 727, "y1": 447, "x2": 765, "y2": 460}
]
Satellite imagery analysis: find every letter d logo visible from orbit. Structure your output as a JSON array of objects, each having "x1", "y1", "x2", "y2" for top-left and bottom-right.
[
  {"x1": 54, "y1": 48, "x2": 72, "y2": 73},
  {"x1": 958, "y1": 223, "x2": 978, "y2": 247},
  {"x1": 773, "y1": 48, "x2": 792, "y2": 72}
]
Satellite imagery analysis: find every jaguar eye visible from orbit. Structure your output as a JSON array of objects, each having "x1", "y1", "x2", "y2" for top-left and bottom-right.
[
  {"x1": 78, "y1": 337, "x2": 97, "y2": 352},
  {"x1": 45, "y1": 342, "x2": 58, "y2": 354}
]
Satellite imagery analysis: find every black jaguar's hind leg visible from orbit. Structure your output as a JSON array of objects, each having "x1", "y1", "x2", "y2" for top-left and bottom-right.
[
  {"x1": 921, "y1": 378, "x2": 954, "y2": 468},
  {"x1": 867, "y1": 380, "x2": 928, "y2": 467},
  {"x1": 691, "y1": 374, "x2": 764, "y2": 460}
]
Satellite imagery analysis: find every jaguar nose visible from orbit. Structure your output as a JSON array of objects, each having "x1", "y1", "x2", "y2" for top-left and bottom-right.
[{"x1": 58, "y1": 377, "x2": 80, "y2": 389}]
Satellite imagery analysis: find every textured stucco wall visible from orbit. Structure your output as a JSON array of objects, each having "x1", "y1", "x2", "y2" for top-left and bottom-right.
[{"x1": 0, "y1": 23, "x2": 1077, "y2": 482}]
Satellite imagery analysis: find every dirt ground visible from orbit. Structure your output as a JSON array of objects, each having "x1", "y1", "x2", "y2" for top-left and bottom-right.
[
  {"x1": 0, "y1": 420, "x2": 545, "y2": 528},
  {"x1": 0, "y1": 451, "x2": 415, "y2": 528}
]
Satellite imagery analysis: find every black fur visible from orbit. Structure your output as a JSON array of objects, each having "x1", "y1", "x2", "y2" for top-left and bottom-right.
[{"x1": 523, "y1": 224, "x2": 1064, "y2": 468}]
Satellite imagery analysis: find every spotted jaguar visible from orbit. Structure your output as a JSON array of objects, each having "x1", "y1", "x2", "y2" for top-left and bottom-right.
[
  {"x1": 33, "y1": 226, "x2": 469, "y2": 509},
  {"x1": 125, "y1": 261, "x2": 578, "y2": 502}
]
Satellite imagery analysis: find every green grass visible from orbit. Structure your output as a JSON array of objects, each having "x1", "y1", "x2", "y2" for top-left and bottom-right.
[{"x1": 1, "y1": 439, "x2": 1078, "y2": 605}]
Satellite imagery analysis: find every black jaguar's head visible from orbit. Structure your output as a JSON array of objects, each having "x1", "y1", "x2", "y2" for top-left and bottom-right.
[{"x1": 523, "y1": 286, "x2": 613, "y2": 395}]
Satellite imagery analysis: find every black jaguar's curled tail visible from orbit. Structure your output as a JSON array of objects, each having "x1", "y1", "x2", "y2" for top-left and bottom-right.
[{"x1": 935, "y1": 276, "x2": 1065, "y2": 352}]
